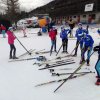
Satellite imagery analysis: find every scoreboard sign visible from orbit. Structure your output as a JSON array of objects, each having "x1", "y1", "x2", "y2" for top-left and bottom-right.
[{"x1": 85, "y1": 3, "x2": 94, "y2": 12}]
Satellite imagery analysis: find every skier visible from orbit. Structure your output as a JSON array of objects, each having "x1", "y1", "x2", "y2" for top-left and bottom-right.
[
  {"x1": 67, "y1": 18, "x2": 75, "y2": 38},
  {"x1": 73, "y1": 23, "x2": 85, "y2": 56},
  {"x1": 49, "y1": 26, "x2": 57, "y2": 54},
  {"x1": 93, "y1": 44, "x2": 100, "y2": 85},
  {"x1": 60, "y1": 26, "x2": 70, "y2": 53},
  {"x1": 22, "y1": 23, "x2": 27, "y2": 37},
  {"x1": 1, "y1": 24, "x2": 6, "y2": 38},
  {"x1": 7, "y1": 27, "x2": 18, "y2": 59},
  {"x1": 80, "y1": 33, "x2": 94, "y2": 66}
]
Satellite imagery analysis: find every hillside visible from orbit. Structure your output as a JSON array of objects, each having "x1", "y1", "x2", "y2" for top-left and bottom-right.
[{"x1": 29, "y1": 0, "x2": 99, "y2": 17}]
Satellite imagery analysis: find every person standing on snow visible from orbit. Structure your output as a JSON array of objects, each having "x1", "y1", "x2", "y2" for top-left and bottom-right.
[
  {"x1": 7, "y1": 27, "x2": 18, "y2": 59},
  {"x1": 67, "y1": 18, "x2": 75, "y2": 38},
  {"x1": 1, "y1": 24, "x2": 6, "y2": 38},
  {"x1": 80, "y1": 33, "x2": 94, "y2": 66},
  {"x1": 60, "y1": 26, "x2": 70, "y2": 53},
  {"x1": 73, "y1": 23, "x2": 85, "y2": 56},
  {"x1": 49, "y1": 26, "x2": 57, "y2": 54},
  {"x1": 22, "y1": 22, "x2": 27, "y2": 37},
  {"x1": 93, "y1": 44, "x2": 100, "y2": 85}
]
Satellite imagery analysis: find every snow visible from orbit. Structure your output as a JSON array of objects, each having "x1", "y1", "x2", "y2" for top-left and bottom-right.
[{"x1": 0, "y1": 25, "x2": 100, "y2": 100}]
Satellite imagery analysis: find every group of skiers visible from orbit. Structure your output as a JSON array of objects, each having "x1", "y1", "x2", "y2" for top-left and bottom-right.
[
  {"x1": 0, "y1": 21, "x2": 100, "y2": 85},
  {"x1": 0, "y1": 24, "x2": 6, "y2": 38},
  {"x1": 48, "y1": 23, "x2": 100, "y2": 85}
]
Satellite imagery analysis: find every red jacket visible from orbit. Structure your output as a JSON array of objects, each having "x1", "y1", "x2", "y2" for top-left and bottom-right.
[
  {"x1": 1, "y1": 25, "x2": 6, "y2": 30},
  {"x1": 7, "y1": 30, "x2": 16, "y2": 44},
  {"x1": 49, "y1": 29, "x2": 57, "y2": 40}
]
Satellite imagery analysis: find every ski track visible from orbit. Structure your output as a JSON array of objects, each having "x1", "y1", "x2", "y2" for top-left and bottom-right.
[{"x1": 0, "y1": 26, "x2": 100, "y2": 100}]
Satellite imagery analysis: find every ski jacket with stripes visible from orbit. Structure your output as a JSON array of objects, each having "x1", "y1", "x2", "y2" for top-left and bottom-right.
[
  {"x1": 81, "y1": 34, "x2": 94, "y2": 48},
  {"x1": 60, "y1": 29, "x2": 70, "y2": 40}
]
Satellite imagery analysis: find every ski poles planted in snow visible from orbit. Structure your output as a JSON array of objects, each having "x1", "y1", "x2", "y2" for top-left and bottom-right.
[{"x1": 56, "y1": 44, "x2": 63, "y2": 56}]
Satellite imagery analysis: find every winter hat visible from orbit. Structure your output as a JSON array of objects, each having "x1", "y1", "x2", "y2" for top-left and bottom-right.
[
  {"x1": 78, "y1": 23, "x2": 82, "y2": 26},
  {"x1": 61, "y1": 26, "x2": 65, "y2": 30},
  {"x1": 8, "y1": 27, "x2": 13, "y2": 30},
  {"x1": 52, "y1": 26, "x2": 56, "y2": 29}
]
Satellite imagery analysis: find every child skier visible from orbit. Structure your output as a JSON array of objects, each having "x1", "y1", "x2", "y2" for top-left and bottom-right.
[
  {"x1": 1, "y1": 24, "x2": 6, "y2": 38},
  {"x1": 22, "y1": 23, "x2": 27, "y2": 37},
  {"x1": 7, "y1": 27, "x2": 18, "y2": 59},
  {"x1": 73, "y1": 23, "x2": 85, "y2": 56},
  {"x1": 80, "y1": 34, "x2": 94, "y2": 66},
  {"x1": 49, "y1": 26, "x2": 57, "y2": 54},
  {"x1": 93, "y1": 44, "x2": 100, "y2": 85},
  {"x1": 60, "y1": 26, "x2": 70, "y2": 53}
]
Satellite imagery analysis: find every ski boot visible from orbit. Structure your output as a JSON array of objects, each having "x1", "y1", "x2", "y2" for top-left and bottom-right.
[
  {"x1": 72, "y1": 54, "x2": 77, "y2": 57},
  {"x1": 9, "y1": 56, "x2": 13, "y2": 59},
  {"x1": 13, "y1": 56, "x2": 18, "y2": 59},
  {"x1": 87, "y1": 63, "x2": 90, "y2": 66},
  {"x1": 96, "y1": 76, "x2": 99, "y2": 78},
  {"x1": 80, "y1": 59, "x2": 85, "y2": 64},
  {"x1": 87, "y1": 59, "x2": 90, "y2": 66},
  {"x1": 65, "y1": 51, "x2": 68, "y2": 54},
  {"x1": 95, "y1": 78, "x2": 100, "y2": 85},
  {"x1": 54, "y1": 50, "x2": 57, "y2": 53},
  {"x1": 24, "y1": 35, "x2": 27, "y2": 37}
]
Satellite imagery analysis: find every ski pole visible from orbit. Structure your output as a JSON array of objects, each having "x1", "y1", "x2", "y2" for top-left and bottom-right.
[
  {"x1": 56, "y1": 44, "x2": 63, "y2": 56},
  {"x1": 69, "y1": 41, "x2": 80, "y2": 56},
  {"x1": 14, "y1": 33, "x2": 31, "y2": 55}
]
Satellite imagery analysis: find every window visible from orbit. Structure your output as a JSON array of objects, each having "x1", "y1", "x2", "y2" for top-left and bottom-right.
[
  {"x1": 91, "y1": 14, "x2": 96, "y2": 19},
  {"x1": 83, "y1": 15, "x2": 86, "y2": 18}
]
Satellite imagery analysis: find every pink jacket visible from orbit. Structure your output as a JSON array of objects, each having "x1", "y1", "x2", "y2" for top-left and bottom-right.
[{"x1": 7, "y1": 30, "x2": 16, "y2": 44}]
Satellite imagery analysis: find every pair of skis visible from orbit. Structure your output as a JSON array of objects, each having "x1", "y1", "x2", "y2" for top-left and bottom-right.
[
  {"x1": 49, "y1": 67, "x2": 90, "y2": 73},
  {"x1": 33, "y1": 58, "x2": 73, "y2": 66},
  {"x1": 35, "y1": 72, "x2": 94, "y2": 87},
  {"x1": 9, "y1": 56, "x2": 47, "y2": 62},
  {"x1": 39, "y1": 61, "x2": 75, "y2": 70},
  {"x1": 9, "y1": 49, "x2": 46, "y2": 62},
  {"x1": 51, "y1": 71, "x2": 95, "y2": 76}
]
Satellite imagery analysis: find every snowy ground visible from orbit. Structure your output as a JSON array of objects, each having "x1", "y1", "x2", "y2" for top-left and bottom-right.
[{"x1": 0, "y1": 25, "x2": 100, "y2": 100}]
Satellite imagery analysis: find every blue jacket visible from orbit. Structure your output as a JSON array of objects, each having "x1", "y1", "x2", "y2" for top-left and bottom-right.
[
  {"x1": 81, "y1": 34, "x2": 94, "y2": 48},
  {"x1": 60, "y1": 29, "x2": 70, "y2": 40},
  {"x1": 75, "y1": 28, "x2": 84, "y2": 41}
]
